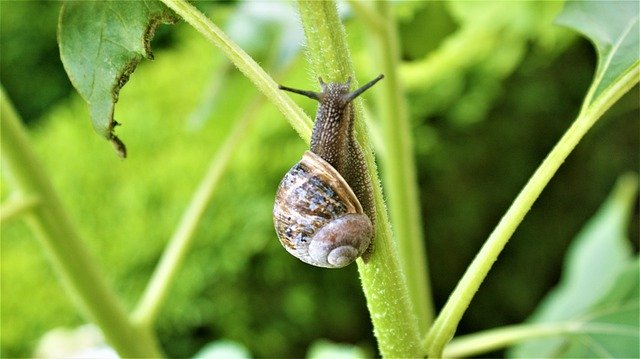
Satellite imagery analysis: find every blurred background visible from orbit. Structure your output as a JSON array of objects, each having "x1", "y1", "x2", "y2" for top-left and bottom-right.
[{"x1": 1, "y1": 1, "x2": 638, "y2": 358}]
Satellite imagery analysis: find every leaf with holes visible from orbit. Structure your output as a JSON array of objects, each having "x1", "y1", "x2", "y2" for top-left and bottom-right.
[{"x1": 58, "y1": 1, "x2": 178, "y2": 158}]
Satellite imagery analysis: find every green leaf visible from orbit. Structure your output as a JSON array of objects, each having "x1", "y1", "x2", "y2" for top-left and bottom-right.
[
  {"x1": 555, "y1": 0, "x2": 639, "y2": 105},
  {"x1": 509, "y1": 174, "x2": 639, "y2": 358},
  {"x1": 556, "y1": 259, "x2": 639, "y2": 358},
  {"x1": 58, "y1": 1, "x2": 178, "y2": 158}
]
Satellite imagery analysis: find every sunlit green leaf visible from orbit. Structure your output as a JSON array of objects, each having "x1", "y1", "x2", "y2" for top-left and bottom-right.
[
  {"x1": 555, "y1": 0, "x2": 639, "y2": 105},
  {"x1": 509, "y1": 174, "x2": 639, "y2": 358},
  {"x1": 58, "y1": 1, "x2": 178, "y2": 158}
]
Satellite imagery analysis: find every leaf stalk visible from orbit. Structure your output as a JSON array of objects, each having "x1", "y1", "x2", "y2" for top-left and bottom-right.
[{"x1": 424, "y1": 62, "x2": 640, "y2": 357}]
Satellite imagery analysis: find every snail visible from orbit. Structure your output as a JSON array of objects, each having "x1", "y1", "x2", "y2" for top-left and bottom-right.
[{"x1": 273, "y1": 74, "x2": 384, "y2": 268}]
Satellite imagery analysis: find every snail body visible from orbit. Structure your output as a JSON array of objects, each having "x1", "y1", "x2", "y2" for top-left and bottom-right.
[{"x1": 273, "y1": 75, "x2": 383, "y2": 268}]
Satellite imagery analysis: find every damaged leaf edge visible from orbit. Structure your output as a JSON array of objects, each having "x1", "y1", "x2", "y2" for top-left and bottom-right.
[{"x1": 108, "y1": 10, "x2": 180, "y2": 159}]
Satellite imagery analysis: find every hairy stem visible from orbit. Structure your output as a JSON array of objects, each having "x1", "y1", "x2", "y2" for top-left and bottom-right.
[{"x1": 296, "y1": 1, "x2": 422, "y2": 356}]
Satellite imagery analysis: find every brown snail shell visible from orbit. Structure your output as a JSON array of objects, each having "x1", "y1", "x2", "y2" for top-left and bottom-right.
[{"x1": 273, "y1": 150, "x2": 373, "y2": 268}]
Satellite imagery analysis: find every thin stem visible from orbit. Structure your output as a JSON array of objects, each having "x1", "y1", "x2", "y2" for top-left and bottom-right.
[
  {"x1": 442, "y1": 322, "x2": 577, "y2": 358},
  {"x1": 296, "y1": 1, "x2": 422, "y2": 356},
  {"x1": 444, "y1": 316, "x2": 640, "y2": 358},
  {"x1": 0, "y1": 87, "x2": 163, "y2": 358},
  {"x1": 132, "y1": 93, "x2": 262, "y2": 327},
  {"x1": 424, "y1": 64, "x2": 640, "y2": 357},
  {"x1": 369, "y1": 0, "x2": 434, "y2": 334},
  {"x1": 0, "y1": 194, "x2": 40, "y2": 223},
  {"x1": 160, "y1": 0, "x2": 313, "y2": 141}
]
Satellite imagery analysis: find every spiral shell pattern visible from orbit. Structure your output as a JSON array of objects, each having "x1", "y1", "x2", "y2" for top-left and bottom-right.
[{"x1": 273, "y1": 151, "x2": 373, "y2": 268}]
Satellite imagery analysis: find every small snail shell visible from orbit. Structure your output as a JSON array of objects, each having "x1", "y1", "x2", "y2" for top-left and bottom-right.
[
  {"x1": 273, "y1": 75, "x2": 383, "y2": 268},
  {"x1": 273, "y1": 151, "x2": 373, "y2": 268}
]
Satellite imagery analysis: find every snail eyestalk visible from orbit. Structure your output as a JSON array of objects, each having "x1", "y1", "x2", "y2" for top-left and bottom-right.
[
  {"x1": 278, "y1": 84, "x2": 322, "y2": 101},
  {"x1": 344, "y1": 74, "x2": 384, "y2": 103}
]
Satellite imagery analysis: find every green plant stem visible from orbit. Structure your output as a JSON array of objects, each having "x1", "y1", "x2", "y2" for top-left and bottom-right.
[
  {"x1": 444, "y1": 315, "x2": 640, "y2": 358},
  {"x1": 424, "y1": 64, "x2": 640, "y2": 357},
  {"x1": 0, "y1": 194, "x2": 40, "y2": 223},
  {"x1": 0, "y1": 87, "x2": 163, "y2": 358},
  {"x1": 296, "y1": 1, "x2": 422, "y2": 357},
  {"x1": 442, "y1": 322, "x2": 578, "y2": 358},
  {"x1": 132, "y1": 92, "x2": 261, "y2": 327},
  {"x1": 160, "y1": 0, "x2": 313, "y2": 141},
  {"x1": 370, "y1": 1, "x2": 433, "y2": 334}
]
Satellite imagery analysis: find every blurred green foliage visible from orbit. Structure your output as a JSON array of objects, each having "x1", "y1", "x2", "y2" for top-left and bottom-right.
[
  {"x1": 1, "y1": 1, "x2": 638, "y2": 358},
  {"x1": 0, "y1": 1, "x2": 69, "y2": 123}
]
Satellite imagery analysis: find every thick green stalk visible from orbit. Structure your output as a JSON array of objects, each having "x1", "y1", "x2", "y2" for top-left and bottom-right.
[
  {"x1": 296, "y1": 2, "x2": 422, "y2": 356},
  {"x1": 370, "y1": 1, "x2": 433, "y2": 333},
  {"x1": 0, "y1": 87, "x2": 163, "y2": 358},
  {"x1": 425, "y1": 64, "x2": 640, "y2": 357}
]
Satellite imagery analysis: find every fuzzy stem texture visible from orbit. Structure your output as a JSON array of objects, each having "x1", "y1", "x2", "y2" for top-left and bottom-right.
[{"x1": 296, "y1": 1, "x2": 422, "y2": 356}]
